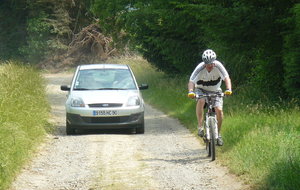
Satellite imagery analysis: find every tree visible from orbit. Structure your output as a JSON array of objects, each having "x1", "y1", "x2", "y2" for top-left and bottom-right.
[
  {"x1": 92, "y1": 0, "x2": 206, "y2": 73},
  {"x1": 92, "y1": 0, "x2": 299, "y2": 98},
  {"x1": 0, "y1": 0, "x2": 94, "y2": 63},
  {"x1": 283, "y1": 3, "x2": 300, "y2": 98},
  {"x1": 0, "y1": 0, "x2": 28, "y2": 59},
  {"x1": 20, "y1": 0, "x2": 73, "y2": 63}
]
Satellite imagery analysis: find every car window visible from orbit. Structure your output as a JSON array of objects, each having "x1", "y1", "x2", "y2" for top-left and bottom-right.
[{"x1": 73, "y1": 69, "x2": 137, "y2": 90}]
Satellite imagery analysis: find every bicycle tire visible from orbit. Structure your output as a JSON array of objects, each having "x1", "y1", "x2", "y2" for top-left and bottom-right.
[
  {"x1": 204, "y1": 119, "x2": 211, "y2": 157},
  {"x1": 209, "y1": 118, "x2": 216, "y2": 161},
  {"x1": 206, "y1": 138, "x2": 211, "y2": 157}
]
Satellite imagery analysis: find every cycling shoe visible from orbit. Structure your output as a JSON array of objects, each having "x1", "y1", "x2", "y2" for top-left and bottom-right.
[
  {"x1": 198, "y1": 128, "x2": 204, "y2": 137},
  {"x1": 217, "y1": 136, "x2": 224, "y2": 146}
]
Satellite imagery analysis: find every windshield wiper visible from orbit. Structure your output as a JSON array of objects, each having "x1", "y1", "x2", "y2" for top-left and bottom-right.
[
  {"x1": 74, "y1": 87, "x2": 132, "y2": 90},
  {"x1": 73, "y1": 88, "x2": 91, "y2": 90},
  {"x1": 96, "y1": 88, "x2": 128, "y2": 90}
]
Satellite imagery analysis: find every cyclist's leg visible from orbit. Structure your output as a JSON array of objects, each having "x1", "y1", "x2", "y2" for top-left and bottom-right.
[
  {"x1": 195, "y1": 88, "x2": 206, "y2": 129},
  {"x1": 212, "y1": 94, "x2": 223, "y2": 133},
  {"x1": 196, "y1": 98, "x2": 206, "y2": 129},
  {"x1": 214, "y1": 107, "x2": 223, "y2": 133},
  {"x1": 214, "y1": 97, "x2": 224, "y2": 146}
]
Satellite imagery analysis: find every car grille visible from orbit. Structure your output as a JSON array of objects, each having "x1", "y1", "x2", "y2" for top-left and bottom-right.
[
  {"x1": 88, "y1": 103, "x2": 123, "y2": 108},
  {"x1": 81, "y1": 113, "x2": 140, "y2": 124}
]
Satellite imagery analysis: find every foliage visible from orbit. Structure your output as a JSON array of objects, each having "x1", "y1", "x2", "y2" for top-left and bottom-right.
[
  {"x1": 92, "y1": 0, "x2": 206, "y2": 73},
  {"x1": 0, "y1": 0, "x2": 94, "y2": 63},
  {"x1": 19, "y1": 11, "x2": 57, "y2": 63},
  {"x1": 0, "y1": 62, "x2": 50, "y2": 190},
  {"x1": 1, "y1": 0, "x2": 299, "y2": 97},
  {"x1": 20, "y1": 0, "x2": 73, "y2": 63},
  {"x1": 0, "y1": 0, "x2": 28, "y2": 59},
  {"x1": 283, "y1": 3, "x2": 300, "y2": 98},
  {"x1": 92, "y1": 0, "x2": 300, "y2": 99}
]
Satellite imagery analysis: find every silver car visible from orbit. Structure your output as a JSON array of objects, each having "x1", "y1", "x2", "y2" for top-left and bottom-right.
[{"x1": 61, "y1": 64, "x2": 148, "y2": 135}]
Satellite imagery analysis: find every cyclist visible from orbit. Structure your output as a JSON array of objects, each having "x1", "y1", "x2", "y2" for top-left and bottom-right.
[{"x1": 187, "y1": 49, "x2": 232, "y2": 146}]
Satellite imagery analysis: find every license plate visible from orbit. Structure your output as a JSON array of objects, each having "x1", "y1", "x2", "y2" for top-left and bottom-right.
[{"x1": 93, "y1": 110, "x2": 118, "y2": 116}]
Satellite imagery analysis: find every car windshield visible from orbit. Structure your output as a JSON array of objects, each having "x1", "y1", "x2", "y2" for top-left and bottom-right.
[{"x1": 73, "y1": 68, "x2": 137, "y2": 90}]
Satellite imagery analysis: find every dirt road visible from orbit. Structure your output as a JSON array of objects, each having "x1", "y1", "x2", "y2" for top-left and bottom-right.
[{"x1": 10, "y1": 73, "x2": 246, "y2": 190}]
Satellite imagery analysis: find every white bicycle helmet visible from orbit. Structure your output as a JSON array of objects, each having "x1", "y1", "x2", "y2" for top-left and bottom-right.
[{"x1": 202, "y1": 49, "x2": 216, "y2": 64}]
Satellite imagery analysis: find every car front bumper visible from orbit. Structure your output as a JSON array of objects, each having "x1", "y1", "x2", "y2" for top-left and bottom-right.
[{"x1": 66, "y1": 112, "x2": 144, "y2": 130}]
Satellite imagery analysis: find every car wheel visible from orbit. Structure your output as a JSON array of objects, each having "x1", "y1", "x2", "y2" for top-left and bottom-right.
[
  {"x1": 136, "y1": 122, "x2": 145, "y2": 134},
  {"x1": 66, "y1": 121, "x2": 76, "y2": 135}
]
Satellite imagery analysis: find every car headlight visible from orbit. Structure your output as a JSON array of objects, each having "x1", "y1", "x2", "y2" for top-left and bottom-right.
[
  {"x1": 126, "y1": 96, "x2": 141, "y2": 106},
  {"x1": 71, "y1": 97, "x2": 85, "y2": 107}
]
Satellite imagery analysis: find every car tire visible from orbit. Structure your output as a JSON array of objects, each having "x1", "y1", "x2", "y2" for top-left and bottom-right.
[
  {"x1": 136, "y1": 121, "x2": 145, "y2": 134},
  {"x1": 66, "y1": 121, "x2": 76, "y2": 135}
]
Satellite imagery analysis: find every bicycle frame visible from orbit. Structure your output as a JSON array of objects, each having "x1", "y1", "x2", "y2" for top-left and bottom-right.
[
  {"x1": 205, "y1": 98, "x2": 218, "y2": 141},
  {"x1": 196, "y1": 92, "x2": 224, "y2": 161}
]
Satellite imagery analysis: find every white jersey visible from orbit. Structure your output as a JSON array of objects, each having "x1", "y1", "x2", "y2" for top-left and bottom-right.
[{"x1": 189, "y1": 60, "x2": 229, "y2": 92}]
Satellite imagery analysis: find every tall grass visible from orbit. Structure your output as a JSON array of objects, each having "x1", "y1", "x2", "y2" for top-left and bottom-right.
[
  {"x1": 221, "y1": 92, "x2": 300, "y2": 189},
  {"x1": 0, "y1": 62, "x2": 50, "y2": 190},
  {"x1": 110, "y1": 57, "x2": 300, "y2": 190}
]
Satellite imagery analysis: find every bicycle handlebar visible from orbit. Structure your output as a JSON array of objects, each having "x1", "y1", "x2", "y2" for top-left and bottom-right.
[{"x1": 195, "y1": 92, "x2": 224, "y2": 99}]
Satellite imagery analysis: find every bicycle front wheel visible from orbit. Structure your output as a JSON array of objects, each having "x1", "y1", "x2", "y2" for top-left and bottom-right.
[
  {"x1": 206, "y1": 138, "x2": 211, "y2": 157},
  {"x1": 209, "y1": 118, "x2": 216, "y2": 161}
]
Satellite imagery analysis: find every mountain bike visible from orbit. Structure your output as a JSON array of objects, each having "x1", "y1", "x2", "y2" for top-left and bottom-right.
[{"x1": 196, "y1": 92, "x2": 224, "y2": 161}]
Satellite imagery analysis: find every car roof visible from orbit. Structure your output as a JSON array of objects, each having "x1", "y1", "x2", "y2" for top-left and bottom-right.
[{"x1": 78, "y1": 64, "x2": 129, "y2": 70}]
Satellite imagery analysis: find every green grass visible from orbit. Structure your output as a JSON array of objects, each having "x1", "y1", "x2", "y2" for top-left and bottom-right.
[
  {"x1": 221, "y1": 99, "x2": 300, "y2": 190},
  {"x1": 0, "y1": 61, "x2": 50, "y2": 190},
  {"x1": 110, "y1": 56, "x2": 300, "y2": 190}
]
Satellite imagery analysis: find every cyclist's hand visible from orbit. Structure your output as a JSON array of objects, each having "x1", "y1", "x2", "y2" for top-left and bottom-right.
[
  {"x1": 188, "y1": 91, "x2": 196, "y2": 99},
  {"x1": 224, "y1": 89, "x2": 232, "y2": 96}
]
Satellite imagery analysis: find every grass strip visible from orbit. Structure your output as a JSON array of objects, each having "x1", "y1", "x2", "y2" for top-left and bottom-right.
[{"x1": 0, "y1": 61, "x2": 50, "y2": 190}]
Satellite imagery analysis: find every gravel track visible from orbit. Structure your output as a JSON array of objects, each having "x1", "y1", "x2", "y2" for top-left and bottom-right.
[{"x1": 9, "y1": 73, "x2": 247, "y2": 190}]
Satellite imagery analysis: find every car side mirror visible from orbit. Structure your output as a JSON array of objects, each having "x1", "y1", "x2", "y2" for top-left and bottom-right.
[
  {"x1": 61, "y1": 85, "x2": 71, "y2": 91},
  {"x1": 139, "y1": 84, "x2": 149, "y2": 90}
]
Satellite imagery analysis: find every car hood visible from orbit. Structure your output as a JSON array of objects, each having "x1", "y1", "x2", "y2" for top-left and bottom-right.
[{"x1": 69, "y1": 90, "x2": 140, "y2": 104}]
